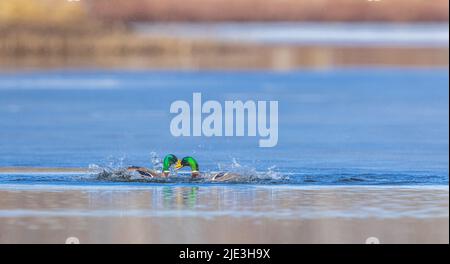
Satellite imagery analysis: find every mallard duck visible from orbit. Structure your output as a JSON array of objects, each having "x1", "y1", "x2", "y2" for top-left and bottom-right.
[
  {"x1": 127, "y1": 154, "x2": 178, "y2": 178},
  {"x1": 175, "y1": 156, "x2": 200, "y2": 178},
  {"x1": 175, "y1": 156, "x2": 240, "y2": 181}
]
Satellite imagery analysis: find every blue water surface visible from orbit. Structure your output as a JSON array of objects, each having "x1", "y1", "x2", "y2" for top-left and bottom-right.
[{"x1": 0, "y1": 68, "x2": 448, "y2": 185}]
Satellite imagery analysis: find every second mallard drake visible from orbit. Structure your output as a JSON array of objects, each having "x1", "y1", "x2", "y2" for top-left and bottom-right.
[
  {"x1": 175, "y1": 156, "x2": 200, "y2": 178},
  {"x1": 175, "y1": 156, "x2": 240, "y2": 181},
  {"x1": 128, "y1": 154, "x2": 240, "y2": 181}
]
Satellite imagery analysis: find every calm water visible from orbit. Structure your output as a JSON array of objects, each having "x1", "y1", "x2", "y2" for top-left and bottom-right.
[{"x1": 0, "y1": 68, "x2": 448, "y2": 186}]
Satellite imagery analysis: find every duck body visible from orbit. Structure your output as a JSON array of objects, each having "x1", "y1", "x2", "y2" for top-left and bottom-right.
[
  {"x1": 126, "y1": 166, "x2": 160, "y2": 177},
  {"x1": 127, "y1": 154, "x2": 178, "y2": 178},
  {"x1": 210, "y1": 172, "x2": 240, "y2": 182},
  {"x1": 128, "y1": 154, "x2": 242, "y2": 182},
  {"x1": 176, "y1": 156, "x2": 241, "y2": 182}
]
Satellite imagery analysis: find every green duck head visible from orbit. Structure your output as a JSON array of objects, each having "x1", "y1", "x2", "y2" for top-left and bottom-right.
[
  {"x1": 175, "y1": 156, "x2": 199, "y2": 173},
  {"x1": 162, "y1": 154, "x2": 178, "y2": 173}
]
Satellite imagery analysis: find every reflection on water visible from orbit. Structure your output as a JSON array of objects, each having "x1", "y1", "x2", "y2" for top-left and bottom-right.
[
  {"x1": 0, "y1": 185, "x2": 448, "y2": 218},
  {"x1": 161, "y1": 186, "x2": 199, "y2": 209},
  {"x1": 0, "y1": 185, "x2": 447, "y2": 243}
]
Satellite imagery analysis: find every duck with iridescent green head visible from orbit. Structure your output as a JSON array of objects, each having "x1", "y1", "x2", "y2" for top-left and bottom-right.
[
  {"x1": 175, "y1": 156, "x2": 200, "y2": 178},
  {"x1": 175, "y1": 156, "x2": 239, "y2": 181},
  {"x1": 127, "y1": 154, "x2": 178, "y2": 178}
]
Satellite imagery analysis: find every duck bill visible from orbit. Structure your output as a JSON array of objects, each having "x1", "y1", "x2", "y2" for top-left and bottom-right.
[{"x1": 175, "y1": 160, "x2": 183, "y2": 170}]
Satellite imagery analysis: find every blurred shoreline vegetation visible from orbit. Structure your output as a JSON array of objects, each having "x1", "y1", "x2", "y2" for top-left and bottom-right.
[
  {"x1": 0, "y1": 0, "x2": 448, "y2": 70},
  {"x1": 0, "y1": 0, "x2": 85, "y2": 25},
  {"x1": 88, "y1": 0, "x2": 449, "y2": 22}
]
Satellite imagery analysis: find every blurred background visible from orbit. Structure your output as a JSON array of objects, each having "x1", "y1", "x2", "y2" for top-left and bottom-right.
[
  {"x1": 0, "y1": 0, "x2": 448, "y2": 244},
  {"x1": 0, "y1": 0, "x2": 448, "y2": 70}
]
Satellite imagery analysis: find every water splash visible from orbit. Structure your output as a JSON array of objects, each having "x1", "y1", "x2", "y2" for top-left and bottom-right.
[
  {"x1": 77, "y1": 156, "x2": 449, "y2": 185},
  {"x1": 86, "y1": 157, "x2": 289, "y2": 184},
  {"x1": 209, "y1": 159, "x2": 288, "y2": 183},
  {"x1": 150, "y1": 152, "x2": 163, "y2": 171}
]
